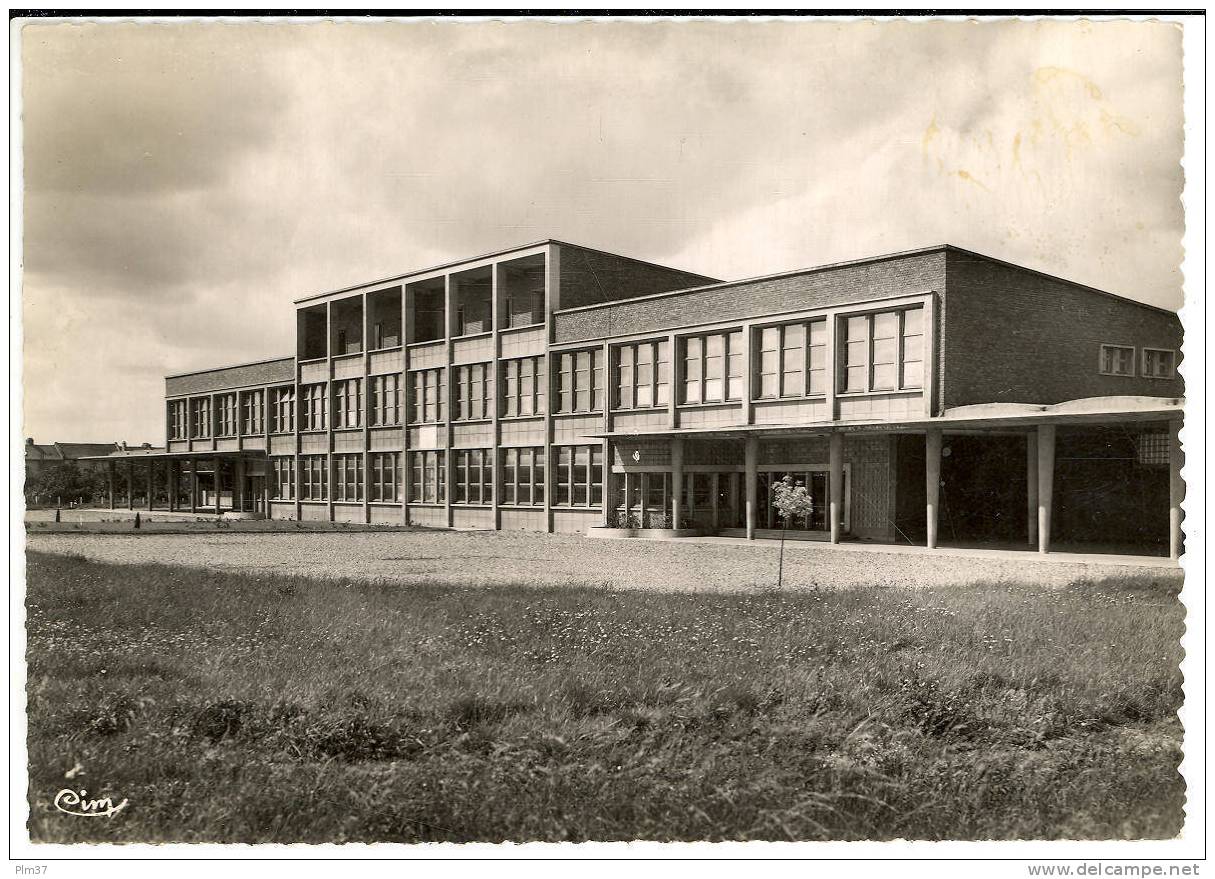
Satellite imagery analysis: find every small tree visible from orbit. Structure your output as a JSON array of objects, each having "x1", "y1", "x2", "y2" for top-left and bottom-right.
[{"x1": 771, "y1": 474, "x2": 815, "y2": 588}]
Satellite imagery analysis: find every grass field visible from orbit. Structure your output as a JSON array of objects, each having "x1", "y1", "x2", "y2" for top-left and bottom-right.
[{"x1": 25, "y1": 550, "x2": 1184, "y2": 843}]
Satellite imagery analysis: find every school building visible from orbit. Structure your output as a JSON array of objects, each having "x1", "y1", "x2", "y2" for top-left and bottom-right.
[{"x1": 91, "y1": 241, "x2": 1185, "y2": 557}]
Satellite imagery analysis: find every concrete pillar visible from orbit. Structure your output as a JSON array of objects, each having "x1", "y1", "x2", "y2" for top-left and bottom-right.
[
  {"x1": 107, "y1": 461, "x2": 115, "y2": 510},
  {"x1": 127, "y1": 460, "x2": 134, "y2": 510},
  {"x1": 639, "y1": 472, "x2": 649, "y2": 528},
  {"x1": 190, "y1": 458, "x2": 198, "y2": 513},
  {"x1": 1026, "y1": 432, "x2": 1038, "y2": 546},
  {"x1": 926, "y1": 428, "x2": 942, "y2": 550},
  {"x1": 744, "y1": 434, "x2": 758, "y2": 540},
  {"x1": 146, "y1": 461, "x2": 154, "y2": 511},
  {"x1": 1036, "y1": 424, "x2": 1056, "y2": 554},
  {"x1": 711, "y1": 472, "x2": 721, "y2": 531},
  {"x1": 1169, "y1": 419, "x2": 1183, "y2": 560},
  {"x1": 671, "y1": 437, "x2": 684, "y2": 530},
  {"x1": 601, "y1": 443, "x2": 613, "y2": 527},
  {"x1": 168, "y1": 461, "x2": 176, "y2": 512},
  {"x1": 235, "y1": 458, "x2": 245, "y2": 513},
  {"x1": 214, "y1": 457, "x2": 222, "y2": 515},
  {"x1": 622, "y1": 471, "x2": 630, "y2": 527},
  {"x1": 829, "y1": 432, "x2": 844, "y2": 544}
]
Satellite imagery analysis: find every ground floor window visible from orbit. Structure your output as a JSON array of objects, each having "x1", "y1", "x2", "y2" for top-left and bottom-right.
[
  {"x1": 757, "y1": 470, "x2": 828, "y2": 530},
  {"x1": 553, "y1": 445, "x2": 603, "y2": 507},
  {"x1": 334, "y1": 454, "x2": 363, "y2": 502},
  {"x1": 410, "y1": 450, "x2": 446, "y2": 504},
  {"x1": 453, "y1": 449, "x2": 493, "y2": 504},
  {"x1": 270, "y1": 456, "x2": 294, "y2": 501},
  {"x1": 501, "y1": 447, "x2": 544, "y2": 506},
  {"x1": 300, "y1": 454, "x2": 327, "y2": 501},
  {"x1": 369, "y1": 452, "x2": 400, "y2": 502}
]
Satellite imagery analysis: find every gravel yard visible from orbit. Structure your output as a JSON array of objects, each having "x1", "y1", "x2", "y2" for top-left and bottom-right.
[{"x1": 23, "y1": 530, "x2": 1181, "y2": 591}]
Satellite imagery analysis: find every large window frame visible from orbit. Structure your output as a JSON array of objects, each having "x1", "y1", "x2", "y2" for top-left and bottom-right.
[
  {"x1": 555, "y1": 349, "x2": 605, "y2": 414},
  {"x1": 300, "y1": 383, "x2": 327, "y2": 432},
  {"x1": 453, "y1": 448, "x2": 494, "y2": 505},
  {"x1": 453, "y1": 363, "x2": 492, "y2": 421},
  {"x1": 410, "y1": 369, "x2": 446, "y2": 424},
  {"x1": 369, "y1": 452, "x2": 400, "y2": 502},
  {"x1": 270, "y1": 456, "x2": 295, "y2": 501},
  {"x1": 369, "y1": 373, "x2": 401, "y2": 426},
  {"x1": 682, "y1": 329, "x2": 745, "y2": 404},
  {"x1": 270, "y1": 386, "x2": 295, "y2": 434},
  {"x1": 333, "y1": 453, "x2": 363, "y2": 502},
  {"x1": 614, "y1": 340, "x2": 670, "y2": 410},
  {"x1": 840, "y1": 307, "x2": 924, "y2": 394},
  {"x1": 500, "y1": 447, "x2": 545, "y2": 506},
  {"x1": 1142, "y1": 347, "x2": 1177, "y2": 380},
  {"x1": 501, "y1": 356, "x2": 545, "y2": 417},
  {"x1": 215, "y1": 393, "x2": 238, "y2": 437},
  {"x1": 410, "y1": 450, "x2": 446, "y2": 504},
  {"x1": 1098, "y1": 344, "x2": 1136, "y2": 377},
  {"x1": 332, "y1": 379, "x2": 363, "y2": 430},
  {"x1": 168, "y1": 400, "x2": 188, "y2": 440},
  {"x1": 552, "y1": 444, "x2": 604, "y2": 507},
  {"x1": 190, "y1": 397, "x2": 211, "y2": 439},
  {"x1": 300, "y1": 454, "x2": 327, "y2": 501},
  {"x1": 240, "y1": 389, "x2": 264, "y2": 436},
  {"x1": 755, "y1": 320, "x2": 828, "y2": 400}
]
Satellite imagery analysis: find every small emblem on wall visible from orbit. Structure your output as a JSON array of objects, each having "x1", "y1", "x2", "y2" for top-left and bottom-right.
[{"x1": 632, "y1": 450, "x2": 641, "y2": 462}]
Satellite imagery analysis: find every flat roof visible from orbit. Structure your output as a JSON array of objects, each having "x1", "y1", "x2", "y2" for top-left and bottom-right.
[
  {"x1": 164, "y1": 355, "x2": 295, "y2": 381},
  {"x1": 550, "y1": 243, "x2": 1178, "y2": 319}
]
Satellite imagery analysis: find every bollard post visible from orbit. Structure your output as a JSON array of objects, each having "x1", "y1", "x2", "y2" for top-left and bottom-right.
[{"x1": 134, "y1": 512, "x2": 141, "y2": 530}]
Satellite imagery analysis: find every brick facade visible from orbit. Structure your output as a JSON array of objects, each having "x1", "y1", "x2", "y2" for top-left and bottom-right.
[
  {"x1": 165, "y1": 357, "x2": 295, "y2": 397},
  {"x1": 557, "y1": 243, "x2": 718, "y2": 311}
]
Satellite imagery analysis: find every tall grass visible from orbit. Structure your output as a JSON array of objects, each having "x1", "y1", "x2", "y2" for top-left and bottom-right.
[{"x1": 25, "y1": 550, "x2": 1183, "y2": 843}]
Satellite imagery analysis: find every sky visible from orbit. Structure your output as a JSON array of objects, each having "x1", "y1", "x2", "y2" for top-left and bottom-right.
[{"x1": 19, "y1": 17, "x2": 1185, "y2": 443}]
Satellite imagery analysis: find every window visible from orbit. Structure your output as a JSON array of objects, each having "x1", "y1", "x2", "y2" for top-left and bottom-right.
[
  {"x1": 552, "y1": 444, "x2": 604, "y2": 507},
  {"x1": 754, "y1": 321, "x2": 828, "y2": 400},
  {"x1": 556, "y1": 349, "x2": 605, "y2": 413},
  {"x1": 500, "y1": 447, "x2": 544, "y2": 505},
  {"x1": 1142, "y1": 348, "x2": 1176, "y2": 379},
  {"x1": 168, "y1": 400, "x2": 188, "y2": 440},
  {"x1": 411, "y1": 369, "x2": 446, "y2": 423},
  {"x1": 501, "y1": 356, "x2": 545, "y2": 417},
  {"x1": 410, "y1": 450, "x2": 446, "y2": 503},
  {"x1": 333, "y1": 454, "x2": 363, "y2": 502},
  {"x1": 270, "y1": 386, "x2": 295, "y2": 434},
  {"x1": 841, "y1": 307, "x2": 925, "y2": 393},
  {"x1": 614, "y1": 340, "x2": 670, "y2": 410},
  {"x1": 1098, "y1": 344, "x2": 1136, "y2": 377},
  {"x1": 190, "y1": 398, "x2": 211, "y2": 438},
  {"x1": 300, "y1": 383, "x2": 327, "y2": 431},
  {"x1": 681, "y1": 330, "x2": 744, "y2": 404},
  {"x1": 369, "y1": 452, "x2": 400, "y2": 502},
  {"x1": 369, "y1": 374, "x2": 401, "y2": 426},
  {"x1": 270, "y1": 457, "x2": 295, "y2": 501},
  {"x1": 453, "y1": 449, "x2": 493, "y2": 504},
  {"x1": 215, "y1": 394, "x2": 237, "y2": 437},
  {"x1": 453, "y1": 363, "x2": 492, "y2": 420},
  {"x1": 300, "y1": 454, "x2": 327, "y2": 501},
  {"x1": 333, "y1": 379, "x2": 362, "y2": 429},
  {"x1": 240, "y1": 389, "x2": 264, "y2": 435}
]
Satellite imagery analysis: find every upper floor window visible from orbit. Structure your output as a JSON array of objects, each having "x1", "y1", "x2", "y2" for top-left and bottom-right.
[
  {"x1": 757, "y1": 321, "x2": 827, "y2": 399},
  {"x1": 841, "y1": 307, "x2": 924, "y2": 394},
  {"x1": 190, "y1": 397, "x2": 211, "y2": 438},
  {"x1": 411, "y1": 368, "x2": 446, "y2": 424},
  {"x1": 683, "y1": 330, "x2": 744, "y2": 404},
  {"x1": 369, "y1": 374, "x2": 401, "y2": 426},
  {"x1": 556, "y1": 349, "x2": 605, "y2": 414},
  {"x1": 453, "y1": 363, "x2": 492, "y2": 421},
  {"x1": 1143, "y1": 348, "x2": 1177, "y2": 379},
  {"x1": 333, "y1": 378, "x2": 362, "y2": 429},
  {"x1": 214, "y1": 394, "x2": 237, "y2": 437},
  {"x1": 501, "y1": 356, "x2": 545, "y2": 417},
  {"x1": 615, "y1": 340, "x2": 670, "y2": 410},
  {"x1": 270, "y1": 386, "x2": 295, "y2": 434},
  {"x1": 241, "y1": 389, "x2": 264, "y2": 436},
  {"x1": 168, "y1": 400, "x2": 188, "y2": 440},
  {"x1": 300, "y1": 383, "x2": 327, "y2": 432},
  {"x1": 1100, "y1": 344, "x2": 1136, "y2": 377}
]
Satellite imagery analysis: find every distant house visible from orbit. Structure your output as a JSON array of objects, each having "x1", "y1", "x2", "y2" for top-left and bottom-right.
[{"x1": 24, "y1": 439, "x2": 154, "y2": 478}]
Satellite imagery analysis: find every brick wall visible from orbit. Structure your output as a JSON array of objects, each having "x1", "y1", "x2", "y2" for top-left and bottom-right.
[
  {"x1": 554, "y1": 250, "x2": 948, "y2": 342},
  {"x1": 557, "y1": 244, "x2": 718, "y2": 312},
  {"x1": 165, "y1": 357, "x2": 295, "y2": 397},
  {"x1": 942, "y1": 251, "x2": 1183, "y2": 407}
]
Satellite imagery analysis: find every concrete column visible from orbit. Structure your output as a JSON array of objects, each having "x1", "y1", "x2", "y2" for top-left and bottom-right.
[
  {"x1": 214, "y1": 457, "x2": 222, "y2": 515},
  {"x1": 926, "y1": 428, "x2": 942, "y2": 550},
  {"x1": 168, "y1": 461, "x2": 176, "y2": 512},
  {"x1": 146, "y1": 461, "x2": 154, "y2": 511},
  {"x1": 235, "y1": 458, "x2": 245, "y2": 513},
  {"x1": 127, "y1": 460, "x2": 134, "y2": 510},
  {"x1": 711, "y1": 472, "x2": 721, "y2": 531},
  {"x1": 829, "y1": 432, "x2": 844, "y2": 544},
  {"x1": 190, "y1": 458, "x2": 198, "y2": 513},
  {"x1": 621, "y1": 470, "x2": 630, "y2": 527},
  {"x1": 601, "y1": 444, "x2": 612, "y2": 528},
  {"x1": 640, "y1": 472, "x2": 649, "y2": 528},
  {"x1": 671, "y1": 436, "x2": 684, "y2": 530},
  {"x1": 744, "y1": 434, "x2": 758, "y2": 540},
  {"x1": 107, "y1": 461, "x2": 115, "y2": 510},
  {"x1": 1169, "y1": 419, "x2": 1183, "y2": 560},
  {"x1": 1036, "y1": 424, "x2": 1056, "y2": 554},
  {"x1": 1026, "y1": 432, "x2": 1038, "y2": 546}
]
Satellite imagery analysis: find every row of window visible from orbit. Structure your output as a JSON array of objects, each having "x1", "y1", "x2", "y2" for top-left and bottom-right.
[
  {"x1": 268, "y1": 446, "x2": 602, "y2": 507},
  {"x1": 1099, "y1": 345, "x2": 1178, "y2": 379}
]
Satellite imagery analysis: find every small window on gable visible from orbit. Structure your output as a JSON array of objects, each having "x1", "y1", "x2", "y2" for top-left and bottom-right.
[
  {"x1": 1099, "y1": 344, "x2": 1136, "y2": 377},
  {"x1": 1142, "y1": 348, "x2": 1177, "y2": 380}
]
